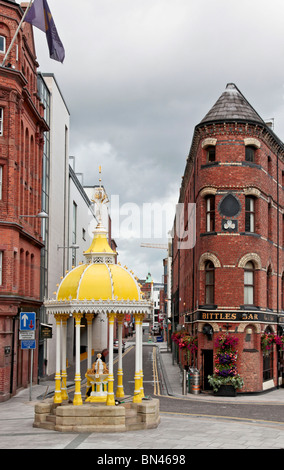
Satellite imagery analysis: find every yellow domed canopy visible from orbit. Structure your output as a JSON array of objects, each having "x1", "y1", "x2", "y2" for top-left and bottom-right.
[
  {"x1": 57, "y1": 263, "x2": 140, "y2": 302},
  {"x1": 48, "y1": 221, "x2": 148, "y2": 313},
  {"x1": 44, "y1": 175, "x2": 152, "y2": 410}
]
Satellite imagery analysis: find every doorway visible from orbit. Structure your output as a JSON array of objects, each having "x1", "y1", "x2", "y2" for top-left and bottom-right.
[{"x1": 202, "y1": 349, "x2": 213, "y2": 390}]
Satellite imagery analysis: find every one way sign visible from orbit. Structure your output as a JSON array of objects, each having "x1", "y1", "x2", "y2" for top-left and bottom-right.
[{"x1": 20, "y1": 312, "x2": 36, "y2": 331}]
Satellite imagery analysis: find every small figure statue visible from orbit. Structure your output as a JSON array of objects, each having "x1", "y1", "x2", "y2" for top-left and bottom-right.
[{"x1": 85, "y1": 353, "x2": 109, "y2": 402}]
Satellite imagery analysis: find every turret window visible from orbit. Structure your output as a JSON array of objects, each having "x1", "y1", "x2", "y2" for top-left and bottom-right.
[
  {"x1": 205, "y1": 261, "x2": 215, "y2": 304},
  {"x1": 245, "y1": 145, "x2": 255, "y2": 162},
  {"x1": 245, "y1": 196, "x2": 255, "y2": 232},
  {"x1": 0, "y1": 108, "x2": 3, "y2": 136},
  {"x1": 206, "y1": 196, "x2": 215, "y2": 232},
  {"x1": 0, "y1": 36, "x2": 5, "y2": 54},
  {"x1": 207, "y1": 146, "x2": 216, "y2": 163},
  {"x1": 244, "y1": 261, "x2": 254, "y2": 305}
]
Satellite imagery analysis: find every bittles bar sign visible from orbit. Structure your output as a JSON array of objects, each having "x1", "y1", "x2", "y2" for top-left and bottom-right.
[{"x1": 186, "y1": 310, "x2": 284, "y2": 324}]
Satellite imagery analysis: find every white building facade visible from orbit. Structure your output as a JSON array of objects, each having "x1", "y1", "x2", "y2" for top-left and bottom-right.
[{"x1": 39, "y1": 74, "x2": 106, "y2": 377}]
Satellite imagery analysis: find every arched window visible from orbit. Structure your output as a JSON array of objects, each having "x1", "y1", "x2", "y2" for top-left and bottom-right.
[
  {"x1": 0, "y1": 107, "x2": 3, "y2": 136},
  {"x1": 263, "y1": 326, "x2": 274, "y2": 381},
  {"x1": 0, "y1": 35, "x2": 5, "y2": 54},
  {"x1": 267, "y1": 266, "x2": 272, "y2": 310},
  {"x1": 205, "y1": 261, "x2": 215, "y2": 304},
  {"x1": 244, "y1": 261, "x2": 254, "y2": 305}
]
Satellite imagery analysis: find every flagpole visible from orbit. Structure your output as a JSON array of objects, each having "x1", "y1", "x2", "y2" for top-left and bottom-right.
[{"x1": 1, "y1": 0, "x2": 34, "y2": 67}]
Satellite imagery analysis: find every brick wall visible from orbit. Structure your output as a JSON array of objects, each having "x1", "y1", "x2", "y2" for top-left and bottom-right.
[
  {"x1": 172, "y1": 117, "x2": 284, "y2": 393},
  {"x1": 0, "y1": 1, "x2": 47, "y2": 400}
]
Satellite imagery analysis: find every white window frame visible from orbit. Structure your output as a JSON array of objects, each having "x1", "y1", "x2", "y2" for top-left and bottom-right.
[
  {"x1": 244, "y1": 261, "x2": 254, "y2": 305},
  {"x1": 206, "y1": 196, "x2": 215, "y2": 232},
  {"x1": 0, "y1": 36, "x2": 5, "y2": 54},
  {"x1": 0, "y1": 108, "x2": 3, "y2": 136},
  {"x1": 245, "y1": 196, "x2": 255, "y2": 232}
]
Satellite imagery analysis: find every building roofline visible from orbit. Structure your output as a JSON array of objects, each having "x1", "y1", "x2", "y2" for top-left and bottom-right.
[
  {"x1": 69, "y1": 165, "x2": 94, "y2": 210},
  {"x1": 40, "y1": 73, "x2": 70, "y2": 115}
]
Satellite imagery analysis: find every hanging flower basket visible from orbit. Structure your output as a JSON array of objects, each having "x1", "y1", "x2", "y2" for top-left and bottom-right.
[
  {"x1": 261, "y1": 333, "x2": 284, "y2": 357},
  {"x1": 208, "y1": 334, "x2": 244, "y2": 395},
  {"x1": 171, "y1": 330, "x2": 198, "y2": 354}
]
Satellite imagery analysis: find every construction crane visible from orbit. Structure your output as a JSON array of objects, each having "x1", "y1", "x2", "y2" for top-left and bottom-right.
[
  {"x1": 140, "y1": 242, "x2": 172, "y2": 327},
  {"x1": 140, "y1": 243, "x2": 168, "y2": 249}
]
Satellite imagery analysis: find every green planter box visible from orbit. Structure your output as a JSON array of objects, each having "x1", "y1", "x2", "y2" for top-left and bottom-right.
[{"x1": 213, "y1": 385, "x2": 236, "y2": 397}]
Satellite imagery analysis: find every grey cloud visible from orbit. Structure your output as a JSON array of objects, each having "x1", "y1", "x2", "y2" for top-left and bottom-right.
[{"x1": 36, "y1": 0, "x2": 284, "y2": 281}]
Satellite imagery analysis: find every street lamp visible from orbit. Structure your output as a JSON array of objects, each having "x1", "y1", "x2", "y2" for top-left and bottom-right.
[
  {"x1": 57, "y1": 244, "x2": 79, "y2": 251},
  {"x1": 19, "y1": 211, "x2": 49, "y2": 218},
  {"x1": 57, "y1": 244, "x2": 80, "y2": 275}
]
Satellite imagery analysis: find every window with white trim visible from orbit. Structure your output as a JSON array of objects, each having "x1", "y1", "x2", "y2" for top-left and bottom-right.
[
  {"x1": 244, "y1": 261, "x2": 254, "y2": 305},
  {"x1": 0, "y1": 36, "x2": 5, "y2": 54},
  {"x1": 245, "y1": 196, "x2": 255, "y2": 232},
  {"x1": 205, "y1": 261, "x2": 215, "y2": 304},
  {"x1": 0, "y1": 108, "x2": 3, "y2": 136},
  {"x1": 206, "y1": 195, "x2": 215, "y2": 232}
]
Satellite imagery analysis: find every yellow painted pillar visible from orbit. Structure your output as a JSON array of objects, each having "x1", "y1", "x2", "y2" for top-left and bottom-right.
[
  {"x1": 61, "y1": 314, "x2": 69, "y2": 400},
  {"x1": 53, "y1": 314, "x2": 62, "y2": 404},
  {"x1": 133, "y1": 312, "x2": 142, "y2": 403},
  {"x1": 73, "y1": 312, "x2": 83, "y2": 406},
  {"x1": 85, "y1": 313, "x2": 94, "y2": 398},
  {"x1": 106, "y1": 312, "x2": 116, "y2": 406},
  {"x1": 139, "y1": 312, "x2": 145, "y2": 398},
  {"x1": 116, "y1": 313, "x2": 125, "y2": 398}
]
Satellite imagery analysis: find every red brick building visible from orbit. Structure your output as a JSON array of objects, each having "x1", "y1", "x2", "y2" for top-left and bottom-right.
[
  {"x1": 172, "y1": 83, "x2": 284, "y2": 393},
  {"x1": 0, "y1": 0, "x2": 48, "y2": 401}
]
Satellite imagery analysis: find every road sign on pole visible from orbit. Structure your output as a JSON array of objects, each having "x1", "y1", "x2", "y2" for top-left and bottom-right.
[
  {"x1": 21, "y1": 339, "x2": 36, "y2": 350},
  {"x1": 19, "y1": 331, "x2": 35, "y2": 340},
  {"x1": 20, "y1": 312, "x2": 36, "y2": 331}
]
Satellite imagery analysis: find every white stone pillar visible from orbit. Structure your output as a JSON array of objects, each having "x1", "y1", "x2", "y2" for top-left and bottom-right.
[
  {"x1": 53, "y1": 314, "x2": 62, "y2": 404},
  {"x1": 73, "y1": 313, "x2": 83, "y2": 405},
  {"x1": 106, "y1": 312, "x2": 115, "y2": 406},
  {"x1": 140, "y1": 314, "x2": 144, "y2": 398},
  {"x1": 61, "y1": 314, "x2": 69, "y2": 400},
  {"x1": 86, "y1": 313, "x2": 94, "y2": 370},
  {"x1": 133, "y1": 313, "x2": 142, "y2": 403},
  {"x1": 116, "y1": 314, "x2": 125, "y2": 398},
  {"x1": 85, "y1": 313, "x2": 94, "y2": 398}
]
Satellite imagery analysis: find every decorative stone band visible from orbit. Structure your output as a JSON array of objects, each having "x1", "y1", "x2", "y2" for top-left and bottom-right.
[{"x1": 44, "y1": 298, "x2": 152, "y2": 316}]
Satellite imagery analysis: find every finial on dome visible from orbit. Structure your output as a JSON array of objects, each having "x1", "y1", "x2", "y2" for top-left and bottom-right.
[{"x1": 92, "y1": 166, "x2": 109, "y2": 228}]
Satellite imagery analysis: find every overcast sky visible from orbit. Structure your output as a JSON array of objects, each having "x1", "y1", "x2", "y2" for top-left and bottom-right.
[{"x1": 32, "y1": 0, "x2": 284, "y2": 282}]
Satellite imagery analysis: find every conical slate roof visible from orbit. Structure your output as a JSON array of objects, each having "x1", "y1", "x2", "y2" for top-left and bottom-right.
[{"x1": 200, "y1": 83, "x2": 265, "y2": 125}]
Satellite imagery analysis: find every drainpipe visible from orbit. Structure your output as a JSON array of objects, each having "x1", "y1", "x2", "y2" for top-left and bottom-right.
[
  {"x1": 276, "y1": 150, "x2": 280, "y2": 389},
  {"x1": 9, "y1": 315, "x2": 16, "y2": 396}
]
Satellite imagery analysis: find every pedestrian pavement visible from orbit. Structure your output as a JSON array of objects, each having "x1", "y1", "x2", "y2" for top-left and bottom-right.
[
  {"x1": 0, "y1": 340, "x2": 284, "y2": 450},
  {"x1": 157, "y1": 341, "x2": 284, "y2": 404}
]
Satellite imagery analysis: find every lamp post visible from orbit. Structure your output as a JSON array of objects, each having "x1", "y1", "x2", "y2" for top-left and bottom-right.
[
  {"x1": 57, "y1": 244, "x2": 79, "y2": 250},
  {"x1": 18, "y1": 211, "x2": 48, "y2": 400},
  {"x1": 57, "y1": 244, "x2": 79, "y2": 275},
  {"x1": 19, "y1": 211, "x2": 49, "y2": 218}
]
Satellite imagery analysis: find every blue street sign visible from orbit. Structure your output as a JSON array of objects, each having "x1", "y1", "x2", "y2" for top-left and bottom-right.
[
  {"x1": 21, "y1": 339, "x2": 36, "y2": 350},
  {"x1": 20, "y1": 312, "x2": 36, "y2": 331}
]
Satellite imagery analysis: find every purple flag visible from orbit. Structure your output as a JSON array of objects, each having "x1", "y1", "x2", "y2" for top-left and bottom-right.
[{"x1": 25, "y1": 0, "x2": 65, "y2": 63}]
